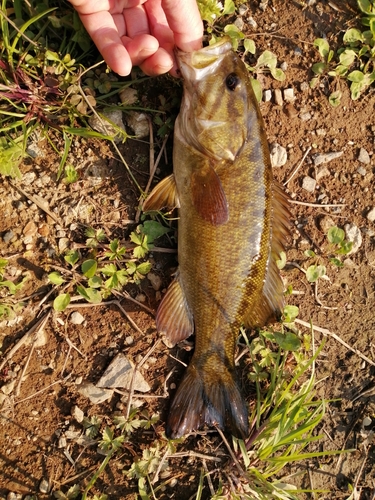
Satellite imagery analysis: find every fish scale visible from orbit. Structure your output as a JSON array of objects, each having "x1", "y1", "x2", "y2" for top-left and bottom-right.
[{"x1": 143, "y1": 37, "x2": 290, "y2": 439}]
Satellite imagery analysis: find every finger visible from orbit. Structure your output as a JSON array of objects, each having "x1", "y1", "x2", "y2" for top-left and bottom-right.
[
  {"x1": 123, "y1": 4, "x2": 150, "y2": 38},
  {"x1": 69, "y1": 0, "x2": 146, "y2": 16},
  {"x1": 121, "y1": 33, "x2": 159, "y2": 67},
  {"x1": 139, "y1": 47, "x2": 174, "y2": 76},
  {"x1": 161, "y1": 0, "x2": 203, "y2": 52},
  {"x1": 79, "y1": 11, "x2": 133, "y2": 76}
]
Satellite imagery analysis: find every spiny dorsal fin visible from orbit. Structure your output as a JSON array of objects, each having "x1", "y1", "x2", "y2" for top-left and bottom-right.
[
  {"x1": 191, "y1": 163, "x2": 229, "y2": 226},
  {"x1": 156, "y1": 271, "x2": 194, "y2": 348},
  {"x1": 142, "y1": 174, "x2": 179, "y2": 212},
  {"x1": 244, "y1": 181, "x2": 290, "y2": 327}
]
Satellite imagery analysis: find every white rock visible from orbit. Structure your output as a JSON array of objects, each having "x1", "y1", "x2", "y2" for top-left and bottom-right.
[
  {"x1": 300, "y1": 112, "x2": 312, "y2": 121},
  {"x1": 58, "y1": 238, "x2": 70, "y2": 253},
  {"x1": 274, "y1": 88, "x2": 283, "y2": 106},
  {"x1": 344, "y1": 223, "x2": 362, "y2": 255},
  {"x1": 147, "y1": 272, "x2": 162, "y2": 291},
  {"x1": 315, "y1": 166, "x2": 330, "y2": 181},
  {"x1": 72, "y1": 405, "x2": 84, "y2": 423},
  {"x1": 367, "y1": 207, "x2": 375, "y2": 222},
  {"x1": 39, "y1": 478, "x2": 50, "y2": 494},
  {"x1": 70, "y1": 311, "x2": 85, "y2": 325},
  {"x1": 358, "y1": 147, "x2": 370, "y2": 164},
  {"x1": 119, "y1": 87, "x2": 138, "y2": 105},
  {"x1": 357, "y1": 166, "x2": 367, "y2": 176},
  {"x1": 312, "y1": 151, "x2": 343, "y2": 166},
  {"x1": 283, "y1": 88, "x2": 295, "y2": 102},
  {"x1": 302, "y1": 176, "x2": 316, "y2": 193},
  {"x1": 88, "y1": 110, "x2": 126, "y2": 143},
  {"x1": 126, "y1": 111, "x2": 149, "y2": 138},
  {"x1": 1, "y1": 380, "x2": 16, "y2": 395},
  {"x1": 270, "y1": 143, "x2": 287, "y2": 167},
  {"x1": 263, "y1": 89, "x2": 272, "y2": 102},
  {"x1": 77, "y1": 382, "x2": 113, "y2": 404},
  {"x1": 97, "y1": 353, "x2": 150, "y2": 392}
]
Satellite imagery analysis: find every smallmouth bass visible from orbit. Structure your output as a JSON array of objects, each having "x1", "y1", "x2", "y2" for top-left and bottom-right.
[{"x1": 143, "y1": 38, "x2": 289, "y2": 439}]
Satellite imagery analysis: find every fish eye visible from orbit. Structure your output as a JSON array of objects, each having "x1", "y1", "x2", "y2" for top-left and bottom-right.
[{"x1": 225, "y1": 73, "x2": 241, "y2": 91}]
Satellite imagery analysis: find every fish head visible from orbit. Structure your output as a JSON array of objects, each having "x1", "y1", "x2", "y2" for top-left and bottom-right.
[{"x1": 175, "y1": 37, "x2": 253, "y2": 162}]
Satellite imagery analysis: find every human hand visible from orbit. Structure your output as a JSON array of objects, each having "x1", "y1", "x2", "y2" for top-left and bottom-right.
[{"x1": 68, "y1": 0, "x2": 203, "y2": 77}]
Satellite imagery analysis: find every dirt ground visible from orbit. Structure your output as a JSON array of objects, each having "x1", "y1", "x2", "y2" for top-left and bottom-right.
[{"x1": 1, "y1": 0, "x2": 375, "y2": 498}]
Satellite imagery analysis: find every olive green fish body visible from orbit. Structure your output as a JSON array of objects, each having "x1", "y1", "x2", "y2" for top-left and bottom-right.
[{"x1": 143, "y1": 38, "x2": 289, "y2": 439}]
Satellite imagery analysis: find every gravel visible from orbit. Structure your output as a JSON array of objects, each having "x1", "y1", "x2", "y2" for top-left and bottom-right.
[{"x1": 358, "y1": 147, "x2": 370, "y2": 164}]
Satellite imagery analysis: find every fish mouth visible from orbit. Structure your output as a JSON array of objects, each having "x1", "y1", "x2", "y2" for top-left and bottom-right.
[{"x1": 175, "y1": 37, "x2": 232, "y2": 82}]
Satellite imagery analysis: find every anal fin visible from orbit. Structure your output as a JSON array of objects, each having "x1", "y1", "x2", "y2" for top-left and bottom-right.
[
  {"x1": 143, "y1": 174, "x2": 179, "y2": 212},
  {"x1": 156, "y1": 272, "x2": 194, "y2": 347}
]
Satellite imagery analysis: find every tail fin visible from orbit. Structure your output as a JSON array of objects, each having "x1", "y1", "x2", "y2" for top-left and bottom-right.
[{"x1": 166, "y1": 360, "x2": 249, "y2": 439}]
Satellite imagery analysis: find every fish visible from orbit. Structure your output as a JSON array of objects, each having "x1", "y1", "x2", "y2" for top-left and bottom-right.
[{"x1": 143, "y1": 37, "x2": 290, "y2": 439}]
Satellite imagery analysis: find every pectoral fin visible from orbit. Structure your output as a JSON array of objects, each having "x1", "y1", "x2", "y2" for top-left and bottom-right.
[
  {"x1": 142, "y1": 174, "x2": 179, "y2": 212},
  {"x1": 156, "y1": 271, "x2": 194, "y2": 347},
  {"x1": 191, "y1": 164, "x2": 229, "y2": 226}
]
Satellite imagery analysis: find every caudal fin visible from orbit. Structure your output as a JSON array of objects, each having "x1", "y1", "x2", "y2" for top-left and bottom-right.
[{"x1": 166, "y1": 360, "x2": 249, "y2": 439}]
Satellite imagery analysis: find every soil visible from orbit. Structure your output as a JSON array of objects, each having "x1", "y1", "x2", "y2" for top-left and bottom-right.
[{"x1": 1, "y1": 1, "x2": 375, "y2": 499}]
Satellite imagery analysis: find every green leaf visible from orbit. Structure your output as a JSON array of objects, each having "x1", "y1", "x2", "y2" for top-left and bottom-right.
[
  {"x1": 53, "y1": 293, "x2": 71, "y2": 311},
  {"x1": 48, "y1": 271, "x2": 65, "y2": 285},
  {"x1": 0, "y1": 258, "x2": 8, "y2": 270},
  {"x1": 336, "y1": 240, "x2": 353, "y2": 255},
  {"x1": 357, "y1": 0, "x2": 375, "y2": 16},
  {"x1": 257, "y1": 50, "x2": 277, "y2": 69},
  {"x1": 223, "y1": 0, "x2": 235, "y2": 15},
  {"x1": 88, "y1": 276, "x2": 102, "y2": 288},
  {"x1": 329, "y1": 90, "x2": 342, "y2": 107},
  {"x1": 270, "y1": 67, "x2": 286, "y2": 81},
  {"x1": 81, "y1": 259, "x2": 97, "y2": 278},
  {"x1": 100, "y1": 263, "x2": 118, "y2": 276},
  {"x1": 306, "y1": 264, "x2": 326, "y2": 283},
  {"x1": 312, "y1": 62, "x2": 326, "y2": 75},
  {"x1": 327, "y1": 226, "x2": 345, "y2": 244},
  {"x1": 347, "y1": 70, "x2": 365, "y2": 82},
  {"x1": 313, "y1": 38, "x2": 330, "y2": 59},
  {"x1": 141, "y1": 220, "x2": 170, "y2": 243},
  {"x1": 136, "y1": 262, "x2": 152, "y2": 275},
  {"x1": 77, "y1": 285, "x2": 102, "y2": 303},
  {"x1": 350, "y1": 81, "x2": 365, "y2": 100},
  {"x1": 64, "y1": 164, "x2": 79, "y2": 184},
  {"x1": 304, "y1": 249, "x2": 316, "y2": 258},
  {"x1": 283, "y1": 305, "x2": 299, "y2": 323},
  {"x1": 64, "y1": 249, "x2": 79, "y2": 266},
  {"x1": 276, "y1": 251, "x2": 287, "y2": 270},
  {"x1": 329, "y1": 257, "x2": 343, "y2": 267},
  {"x1": 343, "y1": 28, "x2": 363, "y2": 44},
  {"x1": 273, "y1": 331, "x2": 301, "y2": 351},
  {"x1": 244, "y1": 38, "x2": 256, "y2": 54},
  {"x1": 250, "y1": 78, "x2": 262, "y2": 103},
  {"x1": 339, "y1": 49, "x2": 356, "y2": 67}
]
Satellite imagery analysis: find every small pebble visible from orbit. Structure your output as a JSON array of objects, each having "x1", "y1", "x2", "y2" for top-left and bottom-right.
[
  {"x1": 234, "y1": 17, "x2": 244, "y2": 30},
  {"x1": 147, "y1": 272, "x2": 162, "y2": 291},
  {"x1": 270, "y1": 143, "x2": 287, "y2": 167},
  {"x1": 283, "y1": 88, "x2": 295, "y2": 102},
  {"x1": 344, "y1": 223, "x2": 362, "y2": 255},
  {"x1": 126, "y1": 112, "x2": 149, "y2": 138},
  {"x1": 300, "y1": 112, "x2": 312, "y2": 121},
  {"x1": 72, "y1": 405, "x2": 84, "y2": 423},
  {"x1": 39, "y1": 479, "x2": 50, "y2": 494},
  {"x1": 58, "y1": 238, "x2": 70, "y2": 253},
  {"x1": 300, "y1": 82, "x2": 309, "y2": 92},
  {"x1": 357, "y1": 166, "x2": 367, "y2": 176},
  {"x1": 247, "y1": 16, "x2": 258, "y2": 28},
  {"x1": 7, "y1": 494, "x2": 22, "y2": 500},
  {"x1": 119, "y1": 87, "x2": 138, "y2": 105},
  {"x1": 358, "y1": 147, "x2": 370, "y2": 164},
  {"x1": 125, "y1": 336, "x2": 134, "y2": 345},
  {"x1": 302, "y1": 176, "x2": 316, "y2": 193},
  {"x1": 263, "y1": 89, "x2": 272, "y2": 102},
  {"x1": 367, "y1": 207, "x2": 375, "y2": 222},
  {"x1": 70, "y1": 311, "x2": 85, "y2": 325},
  {"x1": 313, "y1": 151, "x2": 343, "y2": 166},
  {"x1": 238, "y1": 3, "x2": 248, "y2": 15},
  {"x1": 3, "y1": 230, "x2": 15, "y2": 243},
  {"x1": 88, "y1": 110, "x2": 126, "y2": 143},
  {"x1": 316, "y1": 166, "x2": 330, "y2": 181},
  {"x1": 22, "y1": 172, "x2": 36, "y2": 185},
  {"x1": 274, "y1": 88, "x2": 283, "y2": 106},
  {"x1": 319, "y1": 216, "x2": 335, "y2": 233},
  {"x1": 280, "y1": 61, "x2": 288, "y2": 71}
]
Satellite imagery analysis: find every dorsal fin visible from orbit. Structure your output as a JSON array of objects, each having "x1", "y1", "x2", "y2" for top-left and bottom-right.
[
  {"x1": 244, "y1": 181, "x2": 290, "y2": 327},
  {"x1": 142, "y1": 174, "x2": 179, "y2": 212},
  {"x1": 191, "y1": 163, "x2": 229, "y2": 226},
  {"x1": 156, "y1": 271, "x2": 194, "y2": 348}
]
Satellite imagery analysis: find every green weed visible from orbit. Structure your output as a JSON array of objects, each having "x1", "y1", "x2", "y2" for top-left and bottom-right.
[{"x1": 311, "y1": 0, "x2": 375, "y2": 103}]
